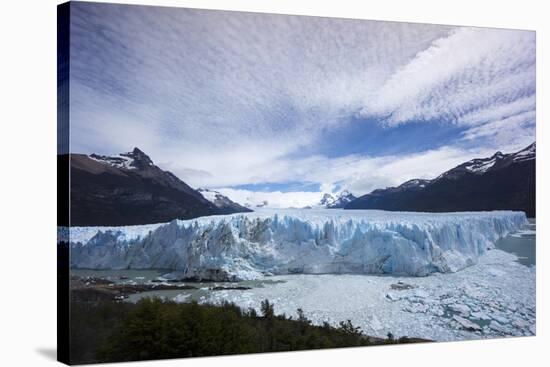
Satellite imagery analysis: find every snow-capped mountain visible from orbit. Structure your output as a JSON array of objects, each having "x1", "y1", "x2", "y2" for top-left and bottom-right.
[
  {"x1": 436, "y1": 142, "x2": 535, "y2": 180},
  {"x1": 69, "y1": 209, "x2": 526, "y2": 281},
  {"x1": 65, "y1": 148, "x2": 250, "y2": 226},
  {"x1": 319, "y1": 190, "x2": 357, "y2": 208},
  {"x1": 89, "y1": 148, "x2": 154, "y2": 170},
  {"x1": 319, "y1": 193, "x2": 336, "y2": 207},
  {"x1": 197, "y1": 188, "x2": 252, "y2": 214},
  {"x1": 346, "y1": 142, "x2": 536, "y2": 217}
]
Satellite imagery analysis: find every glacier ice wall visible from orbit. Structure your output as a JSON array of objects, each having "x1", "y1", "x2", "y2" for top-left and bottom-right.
[{"x1": 68, "y1": 209, "x2": 527, "y2": 281}]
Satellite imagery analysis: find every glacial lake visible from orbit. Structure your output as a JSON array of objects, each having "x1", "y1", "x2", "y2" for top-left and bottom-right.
[{"x1": 495, "y1": 218, "x2": 535, "y2": 266}]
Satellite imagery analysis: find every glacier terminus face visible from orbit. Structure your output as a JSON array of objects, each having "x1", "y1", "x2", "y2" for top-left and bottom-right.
[{"x1": 67, "y1": 209, "x2": 527, "y2": 281}]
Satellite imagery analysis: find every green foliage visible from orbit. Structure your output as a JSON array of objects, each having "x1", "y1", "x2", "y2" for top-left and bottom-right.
[
  {"x1": 69, "y1": 297, "x2": 427, "y2": 364},
  {"x1": 247, "y1": 307, "x2": 258, "y2": 318},
  {"x1": 338, "y1": 319, "x2": 362, "y2": 336},
  {"x1": 260, "y1": 299, "x2": 275, "y2": 318},
  {"x1": 69, "y1": 301, "x2": 134, "y2": 364},
  {"x1": 296, "y1": 308, "x2": 311, "y2": 324}
]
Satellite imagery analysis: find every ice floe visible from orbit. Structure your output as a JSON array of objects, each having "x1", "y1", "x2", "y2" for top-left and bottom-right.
[{"x1": 199, "y1": 249, "x2": 535, "y2": 341}]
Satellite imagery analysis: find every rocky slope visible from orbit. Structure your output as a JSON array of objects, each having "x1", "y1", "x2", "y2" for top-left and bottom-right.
[
  {"x1": 346, "y1": 143, "x2": 535, "y2": 217},
  {"x1": 63, "y1": 148, "x2": 251, "y2": 226},
  {"x1": 197, "y1": 188, "x2": 252, "y2": 214}
]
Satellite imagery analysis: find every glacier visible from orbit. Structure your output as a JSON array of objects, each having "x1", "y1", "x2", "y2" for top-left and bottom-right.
[{"x1": 67, "y1": 209, "x2": 527, "y2": 281}]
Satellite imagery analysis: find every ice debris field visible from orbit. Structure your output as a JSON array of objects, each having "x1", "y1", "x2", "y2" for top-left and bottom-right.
[
  {"x1": 203, "y1": 249, "x2": 535, "y2": 341},
  {"x1": 67, "y1": 209, "x2": 527, "y2": 281}
]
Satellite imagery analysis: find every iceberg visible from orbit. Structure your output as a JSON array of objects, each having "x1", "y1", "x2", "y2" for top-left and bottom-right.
[{"x1": 67, "y1": 209, "x2": 527, "y2": 281}]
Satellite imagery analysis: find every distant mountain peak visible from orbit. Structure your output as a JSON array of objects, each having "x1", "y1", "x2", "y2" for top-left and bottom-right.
[
  {"x1": 319, "y1": 193, "x2": 335, "y2": 206},
  {"x1": 492, "y1": 151, "x2": 504, "y2": 159},
  {"x1": 122, "y1": 147, "x2": 154, "y2": 169},
  {"x1": 319, "y1": 190, "x2": 356, "y2": 209}
]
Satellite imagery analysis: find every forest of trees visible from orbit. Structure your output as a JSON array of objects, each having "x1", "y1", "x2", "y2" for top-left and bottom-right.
[{"x1": 69, "y1": 297, "x2": 426, "y2": 364}]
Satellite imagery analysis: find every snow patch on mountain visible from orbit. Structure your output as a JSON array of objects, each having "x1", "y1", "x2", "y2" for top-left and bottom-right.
[
  {"x1": 197, "y1": 188, "x2": 252, "y2": 213},
  {"x1": 464, "y1": 156, "x2": 499, "y2": 173},
  {"x1": 398, "y1": 179, "x2": 430, "y2": 189},
  {"x1": 513, "y1": 142, "x2": 535, "y2": 162},
  {"x1": 88, "y1": 148, "x2": 155, "y2": 170},
  {"x1": 68, "y1": 209, "x2": 526, "y2": 281},
  {"x1": 319, "y1": 193, "x2": 336, "y2": 207},
  {"x1": 198, "y1": 188, "x2": 219, "y2": 203},
  {"x1": 318, "y1": 190, "x2": 356, "y2": 208},
  {"x1": 89, "y1": 153, "x2": 137, "y2": 170}
]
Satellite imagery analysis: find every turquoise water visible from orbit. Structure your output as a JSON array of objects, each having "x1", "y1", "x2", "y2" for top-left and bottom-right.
[{"x1": 495, "y1": 218, "x2": 536, "y2": 266}]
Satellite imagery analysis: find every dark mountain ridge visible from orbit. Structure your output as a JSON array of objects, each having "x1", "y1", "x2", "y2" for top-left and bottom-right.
[
  {"x1": 61, "y1": 148, "x2": 251, "y2": 226},
  {"x1": 346, "y1": 143, "x2": 535, "y2": 217},
  {"x1": 197, "y1": 188, "x2": 252, "y2": 214}
]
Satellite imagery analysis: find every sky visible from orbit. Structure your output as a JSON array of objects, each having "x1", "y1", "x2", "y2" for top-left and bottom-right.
[{"x1": 68, "y1": 2, "x2": 536, "y2": 208}]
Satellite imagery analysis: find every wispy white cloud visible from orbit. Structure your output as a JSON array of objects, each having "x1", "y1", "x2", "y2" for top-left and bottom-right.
[
  {"x1": 69, "y1": 3, "x2": 536, "y2": 207},
  {"x1": 460, "y1": 110, "x2": 535, "y2": 151},
  {"x1": 458, "y1": 96, "x2": 536, "y2": 127},
  {"x1": 361, "y1": 27, "x2": 535, "y2": 128},
  {"x1": 70, "y1": 3, "x2": 451, "y2": 157}
]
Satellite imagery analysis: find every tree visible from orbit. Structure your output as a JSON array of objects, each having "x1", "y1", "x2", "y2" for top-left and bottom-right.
[
  {"x1": 338, "y1": 319, "x2": 362, "y2": 336},
  {"x1": 296, "y1": 308, "x2": 311, "y2": 324},
  {"x1": 247, "y1": 307, "x2": 258, "y2": 318},
  {"x1": 260, "y1": 299, "x2": 275, "y2": 318}
]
